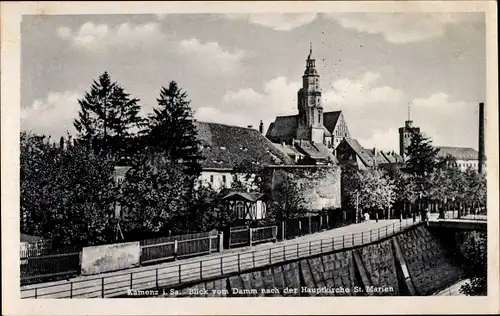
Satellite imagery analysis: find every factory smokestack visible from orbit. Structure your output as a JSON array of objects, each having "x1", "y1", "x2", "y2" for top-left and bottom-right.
[{"x1": 478, "y1": 102, "x2": 486, "y2": 175}]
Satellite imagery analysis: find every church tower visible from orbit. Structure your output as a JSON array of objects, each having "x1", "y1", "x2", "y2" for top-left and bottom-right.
[{"x1": 297, "y1": 44, "x2": 324, "y2": 143}]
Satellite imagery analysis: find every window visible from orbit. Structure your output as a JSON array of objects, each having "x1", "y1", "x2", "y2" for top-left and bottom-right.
[
  {"x1": 210, "y1": 175, "x2": 214, "y2": 183},
  {"x1": 318, "y1": 113, "x2": 321, "y2": 123},
  {"x1": 222, "y1": 175, "x2": 227, "y2": 183},
  {"x1": 235, "y1": 202, "x2": 245, "y2": 219}
]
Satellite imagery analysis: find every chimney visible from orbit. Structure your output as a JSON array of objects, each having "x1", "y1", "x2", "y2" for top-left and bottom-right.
[
  {"x1": 259, "y1": 120, "x2": 264, "y2": 134},
  {"x1": 247, "y1": 125, "x2": 253, "y2": 129},
  {"x1": 478, "y1": 102, "x2": 486, "y2": 174}
]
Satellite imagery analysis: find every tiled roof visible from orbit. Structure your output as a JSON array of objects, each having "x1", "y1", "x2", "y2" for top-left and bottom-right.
[
  {"x1": 272, "y1": 143, "x2": 304, "y2": 157},
  {"x1": 343, "y1": 138, "x2": 376, "y2": 167},
  {"x1": 436, "y1": 146, "x2": 479, "y2": 161},
  {"x1": 380, "y1": 151, "x2": 404, "y2": 164},
  {"x1": 323, "y1": 111, "x2": 342, "y2": 134},
  {"x1": 222, "y1": 191, "x2": 266, "y2": 202},
  {"x1": 266, "y1": 115, "x2": 298, "y2": 139},
  {"x1": 194, "y1": 121, "x2": 294, "y2": 169},
  {"x1": 295, "y1": 140, "x2": 337, "y2": 162}
]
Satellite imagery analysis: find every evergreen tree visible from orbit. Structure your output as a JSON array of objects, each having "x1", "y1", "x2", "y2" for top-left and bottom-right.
[
  {"x1": 144, "y1": 81, "x2": 202, "y2": 176},
  {"x1": 404, "y1": 132, "x2": 440, "y2": 177},
  {"x1": 73, "y1": 71, "x2": 144, "y2": 158}
]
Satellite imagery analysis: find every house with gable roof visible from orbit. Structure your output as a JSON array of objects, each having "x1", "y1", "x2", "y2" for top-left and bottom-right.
[
  {"x1": 194, "y1": 121, "x2": 294, "y2": 190},
  {"x1": 335, "y1": 138, "x2": 403, "y2": 170}
]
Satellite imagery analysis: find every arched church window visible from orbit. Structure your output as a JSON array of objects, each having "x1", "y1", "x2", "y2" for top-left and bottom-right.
[{"x1": 318, "y1": 113, "x2": 321, "y2": 124}]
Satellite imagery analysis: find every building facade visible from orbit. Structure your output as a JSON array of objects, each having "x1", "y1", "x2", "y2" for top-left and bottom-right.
[{"x1": 436, "y1": 146, "x2": 479, "y2": 172}]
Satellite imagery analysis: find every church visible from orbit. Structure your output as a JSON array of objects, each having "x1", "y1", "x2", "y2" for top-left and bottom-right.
[{"x1": 266, "y1": 46, "x2": 350, "y2": 164}]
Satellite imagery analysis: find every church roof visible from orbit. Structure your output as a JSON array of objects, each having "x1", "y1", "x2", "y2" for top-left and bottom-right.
[
  {"x1": 323, "y1": 111, "x2": 342, "y2": 134},
  {"x1": 436, "y1": 146, "x2": 478, "y2": 161},
  {"x1": 266, "y1": 115, "x2": 298, "y2": 139},
  {"x1": 194, "y1": 121, "x2": 294, "y2": 169}
]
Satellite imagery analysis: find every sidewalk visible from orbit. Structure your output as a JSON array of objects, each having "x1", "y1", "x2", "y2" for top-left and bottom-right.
[{"x1": 21, "y1": 217, "x2": 420, "y2": 299}]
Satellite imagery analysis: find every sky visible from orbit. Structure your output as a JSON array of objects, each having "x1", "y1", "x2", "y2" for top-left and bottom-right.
[{"x1": 20, "y1": 12, "x2": 486, "y2": 151}]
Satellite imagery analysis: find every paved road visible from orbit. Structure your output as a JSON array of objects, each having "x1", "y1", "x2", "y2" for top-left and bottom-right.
[{"x1": 21, "y1": 217, "x2": 421, "y2": 299}]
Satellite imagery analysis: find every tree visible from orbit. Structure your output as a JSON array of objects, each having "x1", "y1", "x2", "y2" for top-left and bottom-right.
[
  {"x1": 21, "y1": 131, "x2": 118, "y2": 247},
  {"x1": 119, "y1": 151, "x2": 191, "y2": 238},
  {"x1": 345, "y1": 169, "x2": 395, "y2": 220},
  {"x1": 460, "y1": 232, "x2": 487, "y2": 295},
  {"x1": 404, "y1": 132, "x2": 440, "y2": 177},
  {"x1": 143, "y1": 82, "x2": 202, "y2": 177},
  {"x1": 189, "y1": 183, "x2": 235, "y2": 232},
  {"x1": 267, "y1": 177, "x2": 307, "y2": 222},
  {"x1": 73, "y1": 71, "x2": 144, "y2": 158}
]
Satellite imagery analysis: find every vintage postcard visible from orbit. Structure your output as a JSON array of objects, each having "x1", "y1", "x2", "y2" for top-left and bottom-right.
[{"x1": 1, "y1": 1, "x2": 499, "y2": 315}]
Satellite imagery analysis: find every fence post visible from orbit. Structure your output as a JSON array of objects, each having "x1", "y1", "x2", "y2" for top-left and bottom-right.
[
  {"x1": 101, "y1": 277, "x2": 105, "y2": 298},
  {"x1": 378, "y1": 227, "x2": 381, "y2": 239},
  {"x1": 238, "y1": 254, "x2": 241, "y2": 272},
  {"x1": 308, "y1": 216, "x2": 312, "y2": 234},
  {"x1": 174, "y1": 240, "x2": 179, "y2": 259},
  {"x1": 178, "y1": 264, "x2": 182, "y2": 283},
  {"x1": 249, "y1": 228, "x2": 253, "y2": 247},
  {"x1": 320, "y1": 239, "x2": 323, "y2": 252},
  {"x1": 298, "y1": 220, "x2": 302, "y2": 236},
  {"x1": 130, "y1": 272, "x2": 133, "y2": 289},
  {"x1": 332, "y1": 237, "x2": 335, "y2": 251},
  {"x1": 70, "y1": 282, "x2": 73, "y2": 298},
  {"x1": 343, "y1": 235, "x2": 345, "y2": 248},
  {"x1": 269, "y1": 248, "x2": 272, "y2": 264},
  {"x1": 35, "y1": 288, "x2": 38, "y2": 299},
  {"x1": 252, "y1": 251, "x2": 255, "y2": 268},
  {"x1": 370, "y1": 230, "x2": 372, "y2": 243},
  {"x1": 156, "y1": 268, "x2": 159, "y2": 288},
  {"x1": 297, "y1": 243, "x2": 299, "y2": 258},
  {"x1": 283, "y1": 245, "x2": 286, "y2": 260},
  {"x1": 361, "y1": 232, "x2": 364, "y2": 244},
  {"x1": 281, "y1": 221, "x2": 286, "y2": 241},
  {"x1": 309, "y1": 241, "x2": 312, "y2": 255},
  {"x1": 386, "y1": 224, "x2": 388, "y2": 236},
  {"x1": 220, "y1": 257, "x2": 223, "y2": 275},
  {"x1": 218, "y1": 232, "x2": 224, "y2": 252},
  {"x1": 208, "y1": 235, "x2": 212, "y2": 254},
  {"x1": 352, "y1": 233, "x2": 354, "y2": 246}
]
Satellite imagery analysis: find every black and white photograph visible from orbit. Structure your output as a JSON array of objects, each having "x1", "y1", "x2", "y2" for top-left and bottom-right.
[{"x1": 2, "y1": 1, "x2": 498, "y2": 315}]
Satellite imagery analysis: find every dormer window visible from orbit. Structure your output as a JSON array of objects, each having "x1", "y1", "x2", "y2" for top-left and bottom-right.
[
  {"x1": 213, "y1": 159, "x2": 224, "y2": 165},
  {"x1": 240, "y1": 146, "x2": 248, "y2": 152},
  {"x1": 219, "y1": 146, "x2": 226, "y2": 150}
]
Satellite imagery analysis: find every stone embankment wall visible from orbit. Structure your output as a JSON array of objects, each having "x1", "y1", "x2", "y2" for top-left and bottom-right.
[
  {"x1": 396, "y1": 225, "x2": 464, "y2": 295},
  {"x1": 159, "y1": 225, "x2": 464, "y2": 297}
]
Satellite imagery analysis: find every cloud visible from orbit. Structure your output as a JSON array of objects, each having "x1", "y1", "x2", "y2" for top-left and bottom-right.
[
  {"x1": 358, "y1": 128, "x2": 400, "y2": 152},
  {"x1": 57, "y1": 21, "x2": 166, "y2": 51},
  {"x1": 321, "y1": 72, "x2": 405, "y2": 151},
  {"x1": 195, "y1": 76, "x2": 301, "y2": 130},
  {"x1": 224, "y1": 13, "x2": 318, "y2": 31},
  {"x1": 325, "y1": 13, "x2": 470, "y2": 44},
  {"x1": 21, "y1": 91, "x2": 81, "y2": 139},
  {"x1": 411, "y1": 92, "x2": 477, "y2": 148},
  {"x1": 177, "y1": 38, "x2": 247, "y2": 74}
]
